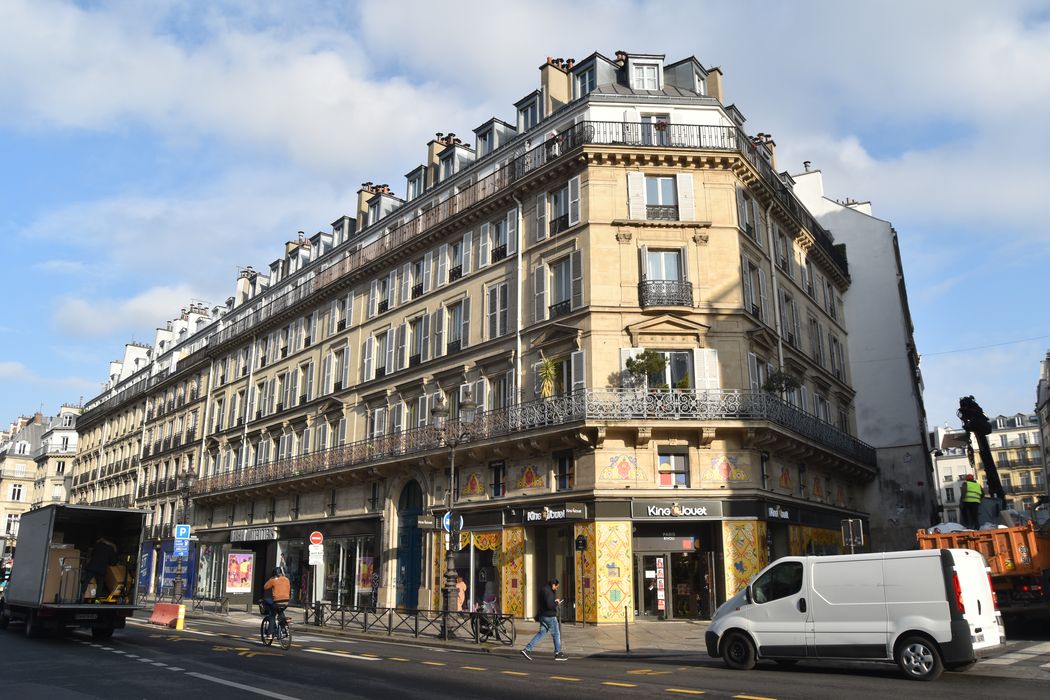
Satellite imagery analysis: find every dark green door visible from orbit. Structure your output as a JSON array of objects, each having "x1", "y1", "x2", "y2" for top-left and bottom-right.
[{"x1": 396, "y1": 481, "x2": 423, "y2": 609}]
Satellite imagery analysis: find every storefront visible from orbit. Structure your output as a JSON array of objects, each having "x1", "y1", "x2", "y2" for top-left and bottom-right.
[
  {"x1": 630, "y1": 499, "x2": 724, "y2": 620},
  {"x1": 515, "y1": 502, "x2": 587, "y2": 622},
  {"x1": 277, "y1": 519, "x2": 380, "y2": 608}
]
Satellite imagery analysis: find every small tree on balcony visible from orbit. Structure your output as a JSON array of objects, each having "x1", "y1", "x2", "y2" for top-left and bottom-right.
[
  {"x1": 762, "y1": 368, "x2": 801, "y2": 396},
  {"x1": 624, "y1": 350, "x2": 669, "y2": 390}
]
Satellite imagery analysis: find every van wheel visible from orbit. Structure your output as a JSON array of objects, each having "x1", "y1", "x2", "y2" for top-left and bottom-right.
[
  {"x1": 896, "y1": 635, "x2": 943, "y2": 681},
  {"x1": 945, "y1": 660, "x2": 977, "y2": 673},
  {"x1": 722, "y1": 631, "x2": 757, "y2": 670}
]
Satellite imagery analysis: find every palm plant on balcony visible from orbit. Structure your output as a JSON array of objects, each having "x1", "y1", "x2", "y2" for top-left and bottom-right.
[{"x1": 537, "y1": 356, "x2": 559, "y2": 399}]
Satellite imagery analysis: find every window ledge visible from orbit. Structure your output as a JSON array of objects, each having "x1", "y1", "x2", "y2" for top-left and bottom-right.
[{"x1": 611, "y1": 218, "x2": 713, "y2": 230}]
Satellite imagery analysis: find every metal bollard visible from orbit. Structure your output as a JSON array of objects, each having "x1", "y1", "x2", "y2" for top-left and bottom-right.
[{"x1": 624, "y1": 606, "x2": 630, "y2": 654}]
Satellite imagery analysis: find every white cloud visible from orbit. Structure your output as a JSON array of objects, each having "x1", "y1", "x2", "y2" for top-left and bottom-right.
[
  {"x1": 0, "y1": 361, "x2": 32, "y2": 380},
  {"x1": 35, "y1": 260, "x2": 85, "y2": 273},
  {"x1": 53, "y1": 284, "x2": 202, "y2": 338}
]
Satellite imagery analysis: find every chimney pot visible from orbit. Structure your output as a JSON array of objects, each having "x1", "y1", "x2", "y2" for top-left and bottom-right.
[{"x1": 803, "y1": 160, "x2": 812, "y2": 172}]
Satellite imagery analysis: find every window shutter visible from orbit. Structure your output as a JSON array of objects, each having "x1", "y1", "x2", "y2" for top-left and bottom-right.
[
  {"x1": 736, "y1": 187, "x2": 747, "y2": 234},
  {"x1": 627, "y1": 171, "x2": 645, "y2": 219},
  {"x1": 506, "y1": 208, "x2": 517, "y2": 255},
  {"x1": 570, "y1": 250, "x2": 583, "y2": 310},
  {"x1": 385, "y1": 328, "x2": 395, "y2": 372},
  {"x1": 791, "y1": 300, "x2": 802, "y2": 341},
  {"x1": 487, "y1": 286, "x2": 498, "y2": 339},
  {"x1": 459, "y1": 383, "x2": 471, "y2": 409},
  {"x1": 475, "y1": 378, "x2": 488, "y2": 412},
  {"x1": 420, "y1": 312, "x2": 431, "y2": 362},
  {"x1": 532, "y1": 361, "x2": 542, "y2": 396},
  {"x1": 461, "y1": 297, "x2": 471, "y2": 348},
  {"x1": 321, "y1": 353, "x2": 332, "y2": 394},
  {"x1": 288, "y1": 371, "x2": 298, "y2": 406},
  {"x1": 423, "y1": 251, "x2": 433, "y2": 292},
  {"x1": 757, "y1": 267, "x2": 769, "y2": 324},
  {"x1": 693, "y1": 348, "x2": 721, "y2": 390},
  {"x1": 437, "y1": 244, "x2": 448, "y2": 287},
  {"x1": 267, "y1": 377, "x2": 276, "y2": 411},
  {"x1": 678, "y1": 246, "x2": 689, "y2": 284},
  {"x1": 740, "y1": 256, "x2": 753, "y2": 311},
  {"x1": 388, "y1": 270, "x2": 398, "y2": 308},
  {"x1": 675, "y1": 172, "x2": 695, "y2": 220},
  {"x1": 401, "y1": 263, "x2": 411, "y2": 303},
  {"x1": 479, "y1": 223, "x2": 490, "y2": 269},
  {"x1": 462, "y1": 231, "x2": 473, "y2": 274},
  {"x1": 432, "y1": 309, "x2": 444, "y2": 357},
  {"x1": 571, "y1": 350, "x2": 586, "y2": 393},
  {"x1": 374, "y1": 407, "x2": 386, "y2": 437},
  {"x1": 800, "y1": 385, "x2": 809, "y2": 413},
  {"x1": 362, "y1": 336, "x2": 374, "y2": 382},
  {"x1": 568, "y1": 175, "x2": 581, "y2": 225},
  {"x1": 329, "y1": 301, "x2": 338, "y2": 335},
  {"x1": 747, "y1": 352, "x2": 761, "y2": 391},
  {"x1": 505, "y1": 369, "x2": 516, "y2": 405},
  {"x1": 341, "y1": 342, "x2": 351, "y2": 388},
  {"x1": 396, "y1": 323, "x2": 407, "y2": 370},
  {"x1": 306, "y1": 361, "x2": 315, "y2": 401},
  {"x1": 392, "y1": 402, "x2": 403, "y2": 435},
  {"x1": 639, "y1": 244, "x2": 650, "y2": 281},
  {"x1": 416, "y1": 396, "x2": 429, "y2": 428},
  {"x1": 752, "y1": 198, "x2": 763, "y2": 243},
  {"x1": 535, "y1": 194, "x2": 547, "y2": 242},
  {"x1": 367, "y1": 280, "x2": 378, "y2": 319},
  {"x1": 534, "y1": 265, "x2": 547, "y2": 322}
]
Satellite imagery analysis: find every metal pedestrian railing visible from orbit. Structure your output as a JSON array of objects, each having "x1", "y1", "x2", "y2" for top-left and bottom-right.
[{"x1": 303, "y1": 602, "x2": 516, "y2": 645}]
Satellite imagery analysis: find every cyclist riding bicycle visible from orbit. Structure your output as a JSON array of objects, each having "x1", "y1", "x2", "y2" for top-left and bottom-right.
[{"x1": 261, "y1": 566, "x2": 291, "y2": 635}]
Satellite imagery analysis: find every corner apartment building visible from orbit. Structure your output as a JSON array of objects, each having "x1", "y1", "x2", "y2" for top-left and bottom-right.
[
  {"x1": 1038, "y1": 351, "x2": 1050, "y2": 486},
  {"x1": 0, "y1": 413, "x2": 48, "y2": 558},
  {"x1": 793, "y1": 170, "x2": 934, "y2": 549},
  {"x1": 73, "y1": 50, "x2": 877, "y2": 622},
  {"x1": 31, "y1": 405, "x2": 82, "y2": 507}
]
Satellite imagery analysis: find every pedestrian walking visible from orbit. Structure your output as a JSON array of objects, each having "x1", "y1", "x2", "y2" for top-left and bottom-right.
[
  {"x1": 960, "y1": 474, "x2": 984, "y2": 529},
  {"x1": 521, "y1": 579, "x2": 567, "y2": 661}
]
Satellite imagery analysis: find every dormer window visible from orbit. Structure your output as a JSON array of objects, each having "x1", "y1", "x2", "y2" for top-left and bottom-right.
[
  {"x1": 440, "y1": 154, "x2": 455, "y2": 181},
  {"x1": 367, "y1": 201, "x2": 380, "y2": 226},
  {"x1": 632, "y1": 63, "x2": 660, "y2": 91},
  {"x1": 576, "y1": 67, "x2": 596, "y2": 98},
  {"x1": 407, "y1": 173, "x2": 423, "y2": 201},
  {"x1": 477, "y1": 130, "x2": 494, "y2": 157},
  {"x1": 519, "y1": 100, "x2": 539, "y2": 131},
  {"x1": 694, "y1": 72, "x2": 706, "y2": 95}
]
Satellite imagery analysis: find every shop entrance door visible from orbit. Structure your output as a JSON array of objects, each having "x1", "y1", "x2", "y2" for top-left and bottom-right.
[
  {"x1": 396, "y1": 481, "x2": 423, "y2": 609},
  {"x1": 636, "y1": 554, "x2": 668, "y2": 617},
  {"x1": 668, "y1": 551, "x2": 717, "y2": 619},
  {"x1": 535, "y1": 526, "x2": 576, "y2": 622}
]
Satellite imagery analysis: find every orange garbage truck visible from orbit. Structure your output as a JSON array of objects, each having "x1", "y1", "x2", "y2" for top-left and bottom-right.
[{"x1": 917, "y1": 522, "x2": 1050, "y2": 621}]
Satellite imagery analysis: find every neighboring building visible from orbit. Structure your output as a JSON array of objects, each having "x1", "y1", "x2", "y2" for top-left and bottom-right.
[
  {"x1": 793, "y1": 170, "x2": 934, "y2": 549},
  {"x1": 1037, "y1": 351, "x2": 1050, "y2": 491},
  {"x1": 74, "y1": 50, "x2": 880, "y2": 622},
  {"x1": 31, "y1": 405, "x2": 82, "y2": 507},
  {"x1": 0, "y1": 413, "x2": 49, "y2": 558},
  {"x1": 929, "y1": 425, "x2": 972, "y2": 524}
]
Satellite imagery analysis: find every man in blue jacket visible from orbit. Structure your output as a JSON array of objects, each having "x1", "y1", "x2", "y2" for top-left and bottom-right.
[{"x1": 521, "y1": 579, "x2": 567, "y2": 661}]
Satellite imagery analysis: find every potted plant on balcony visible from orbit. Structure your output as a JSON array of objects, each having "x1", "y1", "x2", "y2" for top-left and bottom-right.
[
  {"x1": 624, "y1": 350, "x2": 668, "y2": 393},
  {"x1": 762, "y1": 369, "x2": 801, "y2": 397},
  {"x1": 537, "y1": 356, "x2": 559, "y2": 399}
]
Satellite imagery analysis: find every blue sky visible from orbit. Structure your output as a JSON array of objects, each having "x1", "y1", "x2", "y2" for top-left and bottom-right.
[{"x1": 1, "y1": 0, "x2": 1048, "y2": 432}]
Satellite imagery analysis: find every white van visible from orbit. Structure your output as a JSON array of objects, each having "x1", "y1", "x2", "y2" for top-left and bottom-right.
[{"x1": 706, "y1": 549, "x2": 1003, "y2": 681}]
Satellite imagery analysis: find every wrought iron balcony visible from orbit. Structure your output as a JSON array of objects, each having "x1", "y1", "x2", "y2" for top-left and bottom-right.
[
  {"x1": 193, "y1": 388, "x2": 875, "y2": 498},
  {"x1": 411, "y1": 282, "x2": 424, "y2": 299},
  {"x1": 377, "y1": 300, "x2": 389, "y2": 314},
  {"x1": 448, "y1": 265, "x2": 463, "y2": 283},
  {"x1": 646, "y1": 205, "x2": 679, "y2": 221},
  {"x1": 639, "y1": 280, "x2": 693, "y2": 308},
  {"x1": 446, "y1": 339, "x2": 462, "y2": 354},
  {"x1": 549, "y1": 300, "x2": 572, "y2": 319},
  {"x1": 409, "y1": 353, "x2": 422, "y2": 368},
  {"x1": 549, "y1": 214, "x2": 570, "y2": 236},
  {"x1": 491, "y1": 244, "x2": 507, "y2": 263}
]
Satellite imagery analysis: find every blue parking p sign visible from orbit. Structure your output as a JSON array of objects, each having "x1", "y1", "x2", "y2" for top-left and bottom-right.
[{"x1": 174, "y1": 524, "x2": 191, "y2": 540}]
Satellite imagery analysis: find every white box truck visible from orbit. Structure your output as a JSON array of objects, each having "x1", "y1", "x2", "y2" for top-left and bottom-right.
[
  {"x1": 706, "y1": 548, "x2": 1003, "y2": 681},
  {"x1": 0, "y1": 504, "x2": 146, "y2": 639}
]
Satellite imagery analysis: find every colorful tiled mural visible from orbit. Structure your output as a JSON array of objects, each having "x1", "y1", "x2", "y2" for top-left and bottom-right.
[
  {"x1": 460, "y1": 472, "x2": 485, "y2": 497},
  {"x1": 574, "y1": 521, "x2": 596, "y2": 622},
  {"x1": 721, "y1": 520, "x2": 767, "y2": 595},
  {"x1": 789, "y1": 525, "x2": 842, "y2": 556},
  {"x1": 703, "y1": 455, "x2": 749, "y2": 483},
  {"x1": 516, "y1": 464, "x2": 545, "y2": 489},
  {"x1": 599, "y1": 454, "x2": 649, "y2": 483},
  {"x1": 501, "y1": 526, "x2": 525, "y2": 618},
  {"x1": 592, "y1": 521, "x2": 633, "y2": 622}
]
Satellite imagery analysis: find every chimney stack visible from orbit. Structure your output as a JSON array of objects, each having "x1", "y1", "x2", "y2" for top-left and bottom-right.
[{"x1": 706, "y1": 66, "x2": 724, "y2": 103}]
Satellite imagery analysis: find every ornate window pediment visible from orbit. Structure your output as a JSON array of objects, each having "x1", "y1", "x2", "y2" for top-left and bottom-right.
[{"x1": 625, "y1": 314, "x2": 710, "y2": 348}]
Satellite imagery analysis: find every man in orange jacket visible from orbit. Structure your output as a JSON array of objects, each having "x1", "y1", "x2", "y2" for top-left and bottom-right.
[{"x1": 262, "y1": 567, "x2": 291, "y2": 635}]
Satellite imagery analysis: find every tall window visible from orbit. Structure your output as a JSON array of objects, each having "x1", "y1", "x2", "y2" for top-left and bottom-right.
[
  {"x1": 447, "y1": 302, "x2": 464, "y2": 352},
  {"x1": 487, "y1": 283, "x2": 509, "y2": 339},
  {"x1": 551, "y1": 257, "x2": 572, "y2": 316},
  {"x1": 658, "y1": 452, "x2": 689, "y2": 487},
  {"x1": 554, "y1": 452, "x2": 575, "y2": 491},
  {"x1": 489, "y1": 461, "x2": 506, "y2": 498},
  {"x1": 646, "y1": 249, "x2": 682, "y2": 281},
  {"x1": 576, "y1": 68, "x2": 595, "y2": 97},
  {"x1": 409, "y1": 316, "x2": 425, "y2": 366},
  {"x1": 644, "y1": 176, "x2": 677, "y2": 219},
  {"x1": 520, "y1": 101, "x2": 539, "y2": 131},
  {"x1": 477, "y1": 130, "x2": 494, "y2": 157},
  {"x1": 641, "y1": 114, "x2": 670, "y2": 146},
  {"x1": 10, "y1": 484, "x2": 23, "y2": 501},
  {"x1": 549, "y1": 184, "x2": 570, "y2": 235},
  {"x1": 632, "y1": 63, "x2": 659, "y2": 90},
  {"x1": 4, "y1": 514, "x2": 18, "y2": 536}
]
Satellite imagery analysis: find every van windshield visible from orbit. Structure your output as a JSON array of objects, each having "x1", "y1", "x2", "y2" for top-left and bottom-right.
[{"x1": 752, "y1": 561, "x2": 803, "y2": 604}]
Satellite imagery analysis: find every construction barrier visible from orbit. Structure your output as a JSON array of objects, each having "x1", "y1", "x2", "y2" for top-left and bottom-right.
[{"x1": 148, "y1": 603, "x2": 185, "y2": 630}]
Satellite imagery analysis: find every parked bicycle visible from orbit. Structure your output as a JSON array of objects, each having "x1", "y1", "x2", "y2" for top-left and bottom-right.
[
  {"x1": 259, "y1": 602, "x2": 292, "y2": 650},
  {"x1": 471, "y1": 600, "x2": 515, "y2": 645}
]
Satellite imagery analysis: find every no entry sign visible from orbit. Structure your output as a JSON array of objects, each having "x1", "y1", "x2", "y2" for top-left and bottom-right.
[{"x1": 309, "y1": 531, "x2": 324, "y2": 545}]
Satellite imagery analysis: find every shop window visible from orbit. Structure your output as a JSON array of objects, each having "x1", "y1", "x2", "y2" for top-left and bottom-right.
[
  {"x1": 658, "y1": 452, "x2": 689, "y2": 487},
  {"x1": 554, "y1": 451, "x2": 575, "y2": 491},
  {"x1": 489, "y1": 461, "x2": 506, "y2": 498}
]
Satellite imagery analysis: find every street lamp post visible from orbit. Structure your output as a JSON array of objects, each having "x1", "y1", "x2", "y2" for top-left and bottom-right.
[
  {"x1": 430, "y1": 390, "x2": 477, "y2": 638},
  {"x1": 173, "y1": 465, "x2": 197, "y2": 600}
]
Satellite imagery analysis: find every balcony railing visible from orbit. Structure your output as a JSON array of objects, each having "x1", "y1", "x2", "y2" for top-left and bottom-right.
[
  {"x1": 491, "y1": 244, "x2": 507, "y2": 263},
  {"x1": 549, "y1": 300, "x2": 572, "y2": 319},
  {"x1": 193, "y1": 389, "x2": 875, "y2": 497},
  {"x1": 448, "y1": 265, "x2": 463, "y2": 283},
  {"x1": 645, "y1": 205, "x2": 679, "y2": 221},
  {"x1": 549, "y1": 214, "x2": 570, "y2": 236},
  {"x1": 411, "y1": 282, "x2": 424, "y2": 299},
  {"x1": 95, "y1": 494, "x2": 132, "y2": 508},
  {"x1": 639, "y1": 280, "x2": 693, "y2": 308}
]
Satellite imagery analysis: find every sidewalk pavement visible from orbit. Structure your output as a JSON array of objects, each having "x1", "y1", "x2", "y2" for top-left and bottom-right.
[{"x1": 171, "y1": 601, "x2": 710, "y2": 659}]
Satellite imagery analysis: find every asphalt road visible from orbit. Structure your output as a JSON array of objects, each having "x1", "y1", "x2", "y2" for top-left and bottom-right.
[{"x1": 1, "y1": 614, "x2": 1047, "y2": 700}]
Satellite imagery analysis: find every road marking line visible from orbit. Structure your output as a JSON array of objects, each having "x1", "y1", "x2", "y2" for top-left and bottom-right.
[
  {"x1": 152, "y1": 662, "x2": 168, "y2": 667},
  {"x1": 734, "y1": 695, "x2": 776, "y2": 700},
  {"x1": 359, "y1": 652, "x2": 379, "y2": 657},
  {"x1": 550, "y1": 676, "x2": 580, "y2": 681},
  {"x1": 501, "y1": 671, "x2": 528, "y2": 676},
  {"x1": 1019, "y1": 642, "x2": 1050, "y2": 654},
  {"x1": 185, "y1": 672, "x2": 299, "y2": 699},
  {"x1": 389, "y1": 657, "x2": 409, "y2": 662},
  {"x1": 604, "y1": 682, "x2": 637, "y2": 687},
  {"x1": 461, "y1": 666, "x2": 486, "y2": 671},
  {"x1": 125, "y1": 654, "x2": 139, "y2": 658},
  {"x1": 422, "y1": 661, "x2": 446, "y2": 666},
  {"x1": 138, "y1": 658, "x2": 154, "y2": 663},
  {"x1": 666, "y1": 690, "x2": 705, "y2": 696},
  {"x1": 302, "y1": 649, "x2": 380, "y2": 661},
  {"x1": 167, "y1": 667, "x2": 185, "y2": 672}
]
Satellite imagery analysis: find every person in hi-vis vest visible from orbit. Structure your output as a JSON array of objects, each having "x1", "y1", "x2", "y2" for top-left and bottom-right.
[{"x1": 960, "y1": 474, "x2": 984, "y2": 529}]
